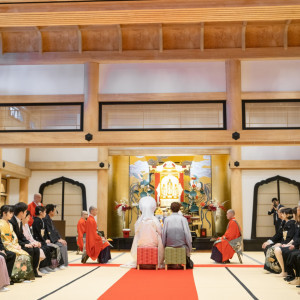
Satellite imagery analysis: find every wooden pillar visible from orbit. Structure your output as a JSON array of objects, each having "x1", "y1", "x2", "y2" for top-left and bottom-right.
[
  {"x1": 19, "y1": 179, "x2": 29, "y2": 203},
  {"x1": 84, "y1": 62, "x2": 99, "y2": 133},
  {"x1": 226, "y1": 60, "x2": 243, "y2": 230},
  {"x1": 226, "y1": 59, "x2": 242, "y2": 131},
  {"x1": 19, "y1": 148, "x2": 30, "y2": 203},
  {"x1": 97, "y1": 147, "x2": 108, "y2": 235},
  {"x1": 230, "y1": 146, "x2": 243, "y2": 230}
]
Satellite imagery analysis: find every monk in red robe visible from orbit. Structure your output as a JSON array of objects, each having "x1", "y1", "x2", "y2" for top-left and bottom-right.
[
  {"x1": 77, "y1": 211, "x2": 88, "y2": 252},
  {"x1": 211, "y1": 209, "x2": 242, "y2": 263},
  {"x1": 82, "y1": 206, "x2": 111, "y2": 264},
  {"x1": 27, "y1": 193, "x2": 43, "y2": 227}
]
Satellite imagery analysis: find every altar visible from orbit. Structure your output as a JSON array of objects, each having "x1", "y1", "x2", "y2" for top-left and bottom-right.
[
  {"x1": 152, "y1": 161, "x2": 186, "y2": 207},
  {"x1": 108, "y1": 154, "x2": 230, "y2": 238}
]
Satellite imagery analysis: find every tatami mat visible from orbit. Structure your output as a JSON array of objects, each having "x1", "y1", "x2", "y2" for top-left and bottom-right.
[{"x1": 2, "y1": 251, "x2": 300, "y2": 300}]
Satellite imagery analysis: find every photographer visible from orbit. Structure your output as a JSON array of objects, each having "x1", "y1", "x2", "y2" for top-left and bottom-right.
[{"x1": 268, "y1": 198, "x2": 284, "y2": 233}]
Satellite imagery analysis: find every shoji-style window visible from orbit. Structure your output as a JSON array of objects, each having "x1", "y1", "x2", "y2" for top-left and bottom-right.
[
  {"x1": 243, "y1": 100, "x2": 300, "y2": 129},
  {"x1": 0, "y1": 103, "x2": 83, "y2": 132},
  {"x1": 100, "y1": 101, "x2": 226, "y2": 130}
]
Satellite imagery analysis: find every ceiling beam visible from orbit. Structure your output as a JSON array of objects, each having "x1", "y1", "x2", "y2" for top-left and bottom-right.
[
  {"x1": 0, "y1": 160, "x2": 31, "y2": 178},
  {"x1": 0, "y1": 130, "x2": 300, "y2": 147},
  {"x1": 229, "y1": 160, "x2": 300, "y2": 169},
  {"x1": 1, "y1": 1, "x2": 300, "y2": 27},
  {"x1": 0, "y1": 47, "x2": 299, "y2": 65}
]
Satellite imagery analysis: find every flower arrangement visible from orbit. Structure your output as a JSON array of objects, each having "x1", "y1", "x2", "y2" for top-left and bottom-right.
[
  {"x1": 200, "y1": 199, "x2": 226, "y2": 212},
  {"x1": 115, "y1": 199, "x2": 131, "y2": 215},
  {"x1": 115, "y1": 198, "x2": 132, "y2": 229}
]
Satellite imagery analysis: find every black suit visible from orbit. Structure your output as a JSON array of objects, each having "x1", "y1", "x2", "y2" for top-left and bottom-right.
[
  {"x1": 0, "y1": 238, "x2": 16, "y2": 277},
  {"x1": 9, "y1": 215, "x2": 40, "y2": 273},
  {"x1": 268, "y1": 204, "x2": 284, "y2": 226}
]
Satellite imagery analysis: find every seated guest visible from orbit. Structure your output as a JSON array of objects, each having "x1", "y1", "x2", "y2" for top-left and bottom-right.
[
  {"x1": 83, "y1": 206, "x2": 111, "y2": 264},
  {"x1": 0, "y1": 205, "x2": 35, "y2": 282},
  {"x1": 211, "y1": 209, "x2": 242, "y2": 263},
  {"x1": 0, "y1": 232, "x2": 16, "y2": 284},
  {"x1": 77, "y1": 211, "x2": 88, "y2": 254},
  {"x1": 27, "y1": 193, "x2": 43, "y2": 227},
  {"x1": 280, "y1": 207, "x2": 300, "y2": 284},
  {"x1": 22, "y1": 210, "x2": 46, "y2": 276},
  {"x1": 9, "y1": 202, "x2": 41, "y2": 278},
  {"x1": 273, "y1": 208, "x2": 296, "y2": 276},
  {"x1": 0, "y1": 255, "x2": 10, "y2": 292},
  {"x1": 162, "y1": 202, "x2": 192, "y2": 268},
  {"x1": 262, "y1": 207, "x2": 285, "y2": 254},
  {"x1": 44, "y1": 204, "x2": 68, "y2": 269},
  {"x1": 32, "y1": 206, "x2": 61, "y2": 273},
  {"x1": 263, "y1": 207, "x2": 296, "y2": 274}
]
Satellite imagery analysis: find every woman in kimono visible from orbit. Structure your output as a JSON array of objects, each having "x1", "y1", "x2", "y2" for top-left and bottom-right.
[
  {"x1": 263, "y1": 207, "x2": 296, "y2": 274},
  {"x1": 0, "y1": 205, "x2": 35, "y2": 283},
  {"x1": 122, "y1": 196, "x2": 164, "y2": 268},
  {"x1": 0, "y1": 256, "x2": 10, "y2": 292}
]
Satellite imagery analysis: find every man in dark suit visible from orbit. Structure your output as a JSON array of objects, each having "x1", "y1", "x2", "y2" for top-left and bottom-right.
[
  {"x1": 268, "y1": 198, "x2": 284, "y2": 233},
  {"x1": 0, "y1": 238, "x2": 16, "y2": 282},
  {"x1": 9, "y1": 202, "x2": 41, "y2": 278},
  {"x1": 44, "y1": 204, "x2": 68, "y2": 269}
]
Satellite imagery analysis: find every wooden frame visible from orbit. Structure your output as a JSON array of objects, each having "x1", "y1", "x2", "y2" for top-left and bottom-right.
[
  {"x1": 39, "y1": 176, "x2": 87, "y2": 220},
  {"x1": 0, "y1": 102, "x2": 84, "y2": 132},
  {"x1": 99, "y1": 100, "x2": 227, "y2": 131},
  {"x1": 242, "y1": 99, "x2": 300, "y2": 130},
  {"x1": 251, "y1": 175, "x2": 300, "y2": 239}
]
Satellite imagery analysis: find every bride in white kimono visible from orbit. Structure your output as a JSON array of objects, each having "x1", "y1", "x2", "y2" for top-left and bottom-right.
[{"x1": 122, "y1": 196, "x2": 164, "y2": 268}]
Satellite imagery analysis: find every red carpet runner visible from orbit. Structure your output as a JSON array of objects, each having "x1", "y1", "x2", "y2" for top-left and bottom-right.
[{"x1": 98, "y1": 269, "x2": 198, "y2": 300}]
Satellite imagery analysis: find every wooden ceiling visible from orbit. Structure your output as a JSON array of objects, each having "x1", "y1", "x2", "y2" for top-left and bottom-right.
[{"x1": 0, "y1": 1, "x2": 299, "y2": 63}]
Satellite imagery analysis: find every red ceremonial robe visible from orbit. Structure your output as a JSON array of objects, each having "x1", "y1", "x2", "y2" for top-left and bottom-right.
[
  {"x1": 27, "y1": 202, "x2": 44, "y2": 227},
  {"x1": 215, "y1": 217, "x2": 241, "y2": 262},
  {"x1": 85, "y1": 215, "x2": 109, "y2": 261},
  {"x1": 77, "y1": 218, "x2": 86, "y2": 251}
]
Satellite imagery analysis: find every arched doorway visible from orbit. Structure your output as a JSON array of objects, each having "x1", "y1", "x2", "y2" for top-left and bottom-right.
[
  {"x1": 251, "y1": 175, "x2": 300, "y2": 239},
  {"x1": 39, "y1": 176, "x2": 87, "y2": 238}
]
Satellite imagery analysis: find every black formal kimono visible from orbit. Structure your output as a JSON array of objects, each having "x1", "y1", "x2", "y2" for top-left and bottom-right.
[
  {"x1": 264, "y1": 219, "x2": 296, "y2": 274},
  {"x1": 32, "y1": 217, "x2": 53, "y2": 268},
  {"x1": 282, "y1": 222, "x2": 300, "y2": 278}
]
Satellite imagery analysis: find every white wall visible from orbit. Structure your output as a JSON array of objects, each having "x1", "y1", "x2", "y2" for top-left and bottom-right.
[
  {"x1": 30, "y1": 148, "x2": 98, "y2": 162},
  {"x1": 8, "y1": 179, "x2": 20, "y2": 205},
  {"x1": 99, "y1": 62, "x2": 226, "y2": 93},
  {"x1": 242, "y1": 146, "x2": 300, "y2": 161},
  {"x1": 28, "y1": 171, "x2": 98, "y2": 210},
  {"x1": 2, "y1": 148, "x2": 26, "y2": 167},
  {"x1": 0, "y1": 64, "x2": 84, "y2": 95},
  {"x1": 241, "y1": 60, "x2": 300, "y2": 92},
  {"x1": 242, "y1": 170, "x2": 300, "y2": 239}
]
